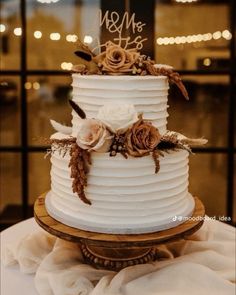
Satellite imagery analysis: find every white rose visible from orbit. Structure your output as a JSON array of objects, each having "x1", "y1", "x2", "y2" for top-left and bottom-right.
[
  {"x1": 97, "y1": 104, "x2": 138, "y2": 133},
  {"x1": 76, "y1": 119, "x2": 112, "y2": 152}
]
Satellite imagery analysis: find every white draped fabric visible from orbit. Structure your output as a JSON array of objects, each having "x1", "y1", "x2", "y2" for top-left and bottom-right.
[{"x1": 1, "y1": 218, "x2": 235, "y2": 295}]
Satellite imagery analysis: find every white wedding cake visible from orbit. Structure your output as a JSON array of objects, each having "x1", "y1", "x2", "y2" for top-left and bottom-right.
[{"x1": 45, "y1": 43, "x2": 205, "y2": 234}]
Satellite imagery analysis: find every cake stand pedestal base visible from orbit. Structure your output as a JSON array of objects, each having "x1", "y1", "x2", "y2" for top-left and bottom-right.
[
  {"x1": 34, "y1": 193, "x2": 205, "y2": 271},
  {"x1": 81, "y1": 244, "x2": 157, "y2": 269}
]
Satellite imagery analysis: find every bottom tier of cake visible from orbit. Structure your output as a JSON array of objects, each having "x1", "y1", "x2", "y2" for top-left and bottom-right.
[
  {"x1": 45, "y1": 144, "x2": 195, "y2": 234},
  {"x1": 46, "y1": 191, "x2": 194, "y2": 234}
]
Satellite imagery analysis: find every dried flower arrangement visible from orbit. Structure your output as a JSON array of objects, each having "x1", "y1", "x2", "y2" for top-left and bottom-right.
[
  {"x1": 72, "y1": 41, "x2": 189, "y2": 100},
  {"x1": 45, "y1": 137, "x2": 76, "y2": 158},
  {"x1": 50, "y1": 101, "x2": 207, "y2": 205}
]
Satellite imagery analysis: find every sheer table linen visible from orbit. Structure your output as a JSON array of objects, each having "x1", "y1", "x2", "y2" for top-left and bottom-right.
[{"x1": 1, "y1": 217, "x2": 235, "y2": 295}]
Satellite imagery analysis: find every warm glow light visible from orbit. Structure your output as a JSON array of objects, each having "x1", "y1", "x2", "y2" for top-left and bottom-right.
[
  {"x1": 192, "y1": 35, "x2": 198, "y2": 42},
  {"x1": 50, "y1": 33, "x2": 60, "y2": 40},
  {"x1": 186, "y1": 36, "x2": 192, "y2": 43},
  {"x1": 156, "y1": 38, "x2": 163, "y2": 45},
  {"x1": 34, "y1": 30, "x2": 42, "y2": 39},
  {"x1": 203, "y1": 33, "x2": 212, "y2": 41},
  {"x1": 175, "y1": 37, "x2": 182, "y2": 44},
  {"x1": 180, "y1": 36, "x2": 187, "y2": 43},
  {"x1": 222, "y1": 30, "x2": 232, "y2": 40},
  {"x1": 207, "y1": 33, "x2": 213, "y2": 40},
  {"x1": 169, "y1": 37, "x2": 175, "y2": 44},
  {"x1": 33, "y1": 82, "x2": 40, "y2": 90},
  {"x1": 66, "y1": 34, "x2": 78, "y2": 43},
  {"x1": 175, "y1": 0, "x2": 198, "y2": 2},
  {"x1": 83, "y1": 35, "x2": 93, "y2": 44},
  {"x1": 162, "y1": 37, "x2": 169, "y2": 45},
  {"x1": 156, "y1": 29, "x2": 231, "y2": 46},
  {"x1": 61, "y1": 62, "x2": 73, "y2": 70},
  {"x1": 203, "y1": 58, "x2": 211, "y2": 67},
  {"x1": 14, "y1": 27, "x2": 22, "y2": 36},
  {"x1": 212, "y1": 31, "x2": 221, "y2": 40},
  {"x1": 37, "y1": 0, "x2": 60, "y2": 3},
  {"x1": 196, "y1": 34, "x2": 203, "y2": 42},
  {"x1": 24, "y1": 82, "x2": 32, "y2": 90},
  {"x1": 61, "y1": 62, "x2": 67, "y2": 70},
  {"x1": 0, "y1": 24, "x2": 6, "y2": 33}
]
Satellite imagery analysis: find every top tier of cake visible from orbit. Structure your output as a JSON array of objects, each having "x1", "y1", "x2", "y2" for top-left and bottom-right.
[{"x1": 71, "y1": 74, "x2": 169, "y2": 136}]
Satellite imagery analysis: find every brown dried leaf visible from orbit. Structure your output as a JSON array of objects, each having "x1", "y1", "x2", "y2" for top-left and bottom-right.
[
  {"x1": 74, "y1": 41, "x2": 101, "y2": 74},
  {"x1": 69, "y1": 99, "x2": 86, "y2": 119}
]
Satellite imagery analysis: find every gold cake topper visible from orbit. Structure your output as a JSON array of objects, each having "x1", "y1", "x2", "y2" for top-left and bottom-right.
[
  {"x1": 73, "y1": 9, "x2": 190, "y2": 100},
  {"x1": 92, "y1": 9, "x2": 147, "y2": 52}
]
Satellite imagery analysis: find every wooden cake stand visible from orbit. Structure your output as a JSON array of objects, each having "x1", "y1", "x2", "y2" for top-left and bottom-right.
[{"x1": 34, "y1": 193, "x2": 205, "y2": 271}]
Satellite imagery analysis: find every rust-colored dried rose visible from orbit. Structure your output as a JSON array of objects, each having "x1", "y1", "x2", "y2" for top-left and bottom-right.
[
  {"x1": 126, "y1": 117, "x2": 161, "y2": 157},
  {"x1": 95, "y1": 43, "x2": 140, "y2": 74}
]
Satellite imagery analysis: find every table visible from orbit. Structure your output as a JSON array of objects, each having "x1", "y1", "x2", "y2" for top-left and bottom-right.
[
  {"x1": 1, "y1": 219, "x2": 41, "y2": 295},
  {"x1": 34, "y1": 193, "x2": 204, "y2": 270},
  {"x1": 1, "y1": 217, "x2": 235, "y2": 295}
]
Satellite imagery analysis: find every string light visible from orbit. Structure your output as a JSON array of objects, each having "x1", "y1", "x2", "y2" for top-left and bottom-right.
[
  {"x1": 34, "y1": 30, "x2": 42, "y2": 39},
  {"x1": 203, "y1": 33, "x2": 212, "y2": 41},
  {"x1": 0, "y1": 24, "x2": 6, "y2": 33},
  {"x1": 6, "y1": 27, "x2": 232, "y2": 47},
  {"x1": 156, "y1": 29, "x2": 232, "y2": 46},
  {"x1": 66, "y1": 34, "x2": 78, "y2": 42},
  {"x1": 222, "y1": 30, "x2": 232, "y2": 40},
  {"x1": 83, "y1": 35, "x2": 93, "y2": 44},
  {"x1": 33, "y1": 82, "x2": 40, "y2": 90},
  {"x1": 212, "y1": 31, "x2": 221, "y2": 40},
  {"x1": 175, "y1": 0, "x2": 198, "y2": 3},
  {"x1": 61, "y1": 62, "x2": 73, "y2": 70},
  {"x1": 37, "y1": 0, "x2": 60, "y2": 3},
  {"x1": 50, "y1": 33, "x2": 60, "y2": 40},
  {"x1": 203, "y1": 58, "x2": 211, "y2": 67},
  {"x1": 24, "y1": 82, "x2": 32, "y2": 90},
  {"x1": 14, "y1": 27, "x2": 22, "y2": 36}
]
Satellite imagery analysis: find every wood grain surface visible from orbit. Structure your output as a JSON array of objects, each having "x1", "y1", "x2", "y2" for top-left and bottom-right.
[{"x1": 34, "y1": 193, "x2": 205, "y2": 249}]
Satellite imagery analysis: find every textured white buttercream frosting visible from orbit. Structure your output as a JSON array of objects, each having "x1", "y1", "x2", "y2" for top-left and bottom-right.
[
  {"x1": 46, "y1": 132, "x2": 194, "y2": 234},
  {"x1": 71, "y1": 75, "x2": 169, "y2": 136},
  {"x1": 46, "y1": 74, "x2": 195, "y2": 234}
]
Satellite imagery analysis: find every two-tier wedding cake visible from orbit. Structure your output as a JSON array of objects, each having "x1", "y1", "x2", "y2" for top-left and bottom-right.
[{"x1": 45, "y1": 42, "x2": 206, "y2": 234}]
